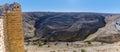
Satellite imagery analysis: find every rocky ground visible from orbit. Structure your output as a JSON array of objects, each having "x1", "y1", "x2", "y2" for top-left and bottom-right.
[{"x1": 24, "y1": 41, "x2": 120, "y2": 52}]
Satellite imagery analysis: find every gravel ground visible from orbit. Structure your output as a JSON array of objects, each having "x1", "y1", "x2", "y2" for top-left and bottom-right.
[{"x1": 24, "y1": 42, "x2": 120, "y2": 52}]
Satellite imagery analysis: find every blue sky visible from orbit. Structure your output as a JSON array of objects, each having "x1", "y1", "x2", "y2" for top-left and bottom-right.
[{"x1": 0, "y1": 0, "x2": 120, "y2": 13}]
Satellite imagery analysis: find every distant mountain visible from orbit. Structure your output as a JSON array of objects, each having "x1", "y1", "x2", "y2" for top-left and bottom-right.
[{"x1": 22, "y1": 12, "x2": 120, "y2": 42}]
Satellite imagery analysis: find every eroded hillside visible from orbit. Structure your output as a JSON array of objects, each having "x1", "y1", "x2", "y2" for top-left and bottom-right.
[{"x1": 22, "y1": 12, "x2": 120, "y2": 42}]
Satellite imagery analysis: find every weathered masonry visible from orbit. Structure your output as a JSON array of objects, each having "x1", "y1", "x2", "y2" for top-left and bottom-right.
[{"x1": 0, "y1": 2, "x2": 25, "y2": 52}]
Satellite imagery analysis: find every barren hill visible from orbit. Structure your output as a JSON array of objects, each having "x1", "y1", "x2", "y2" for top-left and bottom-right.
[{"x1": 22, "y1": 12, "x2": 120, "y2": 42}]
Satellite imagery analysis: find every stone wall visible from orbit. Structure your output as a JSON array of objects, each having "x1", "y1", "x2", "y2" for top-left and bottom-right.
[
  {"x1": 0, "y1": 16, "x2": 6, "y2": 52},
  {"x1": 5, "y1": 3, "x2": 25, "y2": 52},
  {"x1": 0, "y1": 2, "x2": 25, "y2": 52}
]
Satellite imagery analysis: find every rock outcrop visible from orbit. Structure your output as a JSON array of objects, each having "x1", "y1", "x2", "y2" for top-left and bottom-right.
[
  {"x1": 35, "y1": 14, "x2": 106, "y2": 41},
  {"x1": 22, "y1": 12, "x2": 120, "y2": 42},
  {"x1": 89, "y1": 15, "x2": 120, "y2": 42},
  {"x1": 22, "y1": 12, "x2": 107, "y2": 41}
]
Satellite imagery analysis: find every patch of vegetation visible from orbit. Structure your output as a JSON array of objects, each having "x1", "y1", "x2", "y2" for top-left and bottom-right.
[
  {"x1": 85, "y1": 41, "x2": 92, "y2": 45},
  {"x1": 66, "y1": 43, "x2": 69, "y2": 46},
  {"x1": 73, "y1": 50, "x2": 77, "y2": 52},
  {"x1": 32, "y1": 41, "x2": 43, "y2": 47},
  {"x1": 43, "y1": 39, "x2": 49, "y2": 45},
  {"x1": 54, "y1": 42, "x2": 58, "y2": 45},
  {"x1": 81, "y1": 49, "x2": 86, "y2": 52},
  {"x1": 44, "y1": 39, "x2": 49, "y2": 42},
  {"x1": 48, "y1": 45, "x2": 50, "y2": 47}
]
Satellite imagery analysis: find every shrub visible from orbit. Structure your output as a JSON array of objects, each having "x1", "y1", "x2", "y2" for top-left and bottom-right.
[
  {"x1": 54, "y1": 42, "x2": 58, "y2": 45},
  {"x1": 81, "y1": 49, "x2": 86, "y2": 52},
  {"x1": 48, "y1": 45, "x2": 50, "y2": 47},
  {"x1": 86, "y1": 41, "x2": 92, "y2": 45},
  {"x1": 32, "y1": 41, "x2": 43, "y2": 47},
  {"x1": 73, "y1": 50, "x2": 77, "y2": 52},
  {"x1": 44, "y1": 39, "x2": 49, "y2": 42},
  {"x1": 66, "y1": 43, "x2": 69, "y2": 46}
]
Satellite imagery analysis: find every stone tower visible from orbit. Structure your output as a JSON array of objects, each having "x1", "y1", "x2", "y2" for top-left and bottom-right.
[{"x1": 0, "y1": 2, "x2": 25, "y2": 52}]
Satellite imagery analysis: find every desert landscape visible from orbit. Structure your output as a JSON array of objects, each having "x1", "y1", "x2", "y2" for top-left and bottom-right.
[
  {"x1": 22, "y1": 12, "x2": 120, "y2": 52},
  {"x1": 1, "y1": 0, "x2": 120, "y2": 52}
]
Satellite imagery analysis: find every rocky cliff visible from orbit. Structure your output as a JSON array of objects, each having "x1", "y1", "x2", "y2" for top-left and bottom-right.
[{"x1": 22, "y1": 12, "x2": 120, "y2": 42}]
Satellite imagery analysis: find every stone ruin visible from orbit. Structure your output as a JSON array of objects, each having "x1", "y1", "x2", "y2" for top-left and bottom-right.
[{"x1": 0, "y1": 2, "x2": 25, "y2": 52}]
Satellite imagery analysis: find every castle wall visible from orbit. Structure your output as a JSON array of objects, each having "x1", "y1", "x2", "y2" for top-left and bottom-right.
[
  {"x1": 0, "y1": 17, "x2": 5, "y2": 52},
  {"x1": 0, "y1": 2, "x2": 25, "y2": 52},
  {"x1": 5, "y1": 3, "x2": 25, "y2": 52}
]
